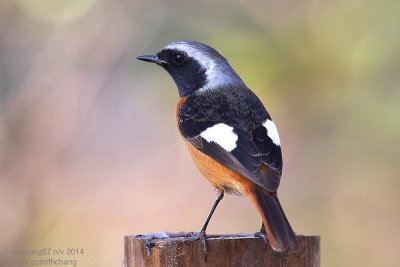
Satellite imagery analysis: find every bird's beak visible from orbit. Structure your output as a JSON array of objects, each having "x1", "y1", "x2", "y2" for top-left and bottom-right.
[{"x1": 136, "y1": 54, "x2": 167, "y2": 66}]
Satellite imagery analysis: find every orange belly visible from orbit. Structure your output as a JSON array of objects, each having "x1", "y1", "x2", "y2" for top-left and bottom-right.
[{"x1": 184, "y1": 141, "x2": 255, "y2": 195}]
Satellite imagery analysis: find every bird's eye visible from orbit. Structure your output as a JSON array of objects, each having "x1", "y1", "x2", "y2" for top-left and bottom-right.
[{"x1": 172, "y1": 53, "x2": 186, "y2": 66}]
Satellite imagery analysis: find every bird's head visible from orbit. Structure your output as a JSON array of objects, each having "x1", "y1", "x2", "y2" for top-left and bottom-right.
[{"x1": 137, "y1": 41, "x2": 244, "y2": 97}]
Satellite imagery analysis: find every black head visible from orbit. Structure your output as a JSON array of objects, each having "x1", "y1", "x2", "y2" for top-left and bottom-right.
[{"x1": 137, "y1": 41, "x2": 244, "y2": 97}]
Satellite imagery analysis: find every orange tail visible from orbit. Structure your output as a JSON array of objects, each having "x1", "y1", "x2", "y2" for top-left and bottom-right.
[{"x1": 249, "y1": 187, "x2": 299, "y2": 252}]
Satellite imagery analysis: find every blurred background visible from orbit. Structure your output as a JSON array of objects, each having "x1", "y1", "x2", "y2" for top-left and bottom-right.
[{"x1": 0, "y1": 0, "x2": 399, "y2": 266}]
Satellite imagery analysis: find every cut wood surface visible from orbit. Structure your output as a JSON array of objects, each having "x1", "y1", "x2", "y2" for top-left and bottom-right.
[{"x1": 125, "y1": 233, "x2": 320, "y2": 267}]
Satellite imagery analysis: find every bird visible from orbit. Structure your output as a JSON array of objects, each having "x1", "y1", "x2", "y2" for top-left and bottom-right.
[{"x1": 137, "y1": 41, "x2": 299, "y2": 252}]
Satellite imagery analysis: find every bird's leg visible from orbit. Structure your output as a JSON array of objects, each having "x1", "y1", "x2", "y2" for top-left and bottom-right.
[
  {"x1": 254, "y1": 223, "x2": 268, "y2": 250},
  {"x1": 200, "y1": 189, "x2": 225, "y2": 233},
  {"x1": 197, "y1": 189, "x2": 224, "y2": 255}
]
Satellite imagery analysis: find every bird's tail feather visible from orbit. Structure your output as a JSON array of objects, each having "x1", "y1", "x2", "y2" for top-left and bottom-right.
[{"x1": 250, "y1": 187, "x2": 299, "y2": 252}]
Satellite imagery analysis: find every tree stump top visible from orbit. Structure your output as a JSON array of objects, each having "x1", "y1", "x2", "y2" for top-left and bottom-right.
[{"x1": 125, "y1": 232, "x2": 320, "y2": 267}]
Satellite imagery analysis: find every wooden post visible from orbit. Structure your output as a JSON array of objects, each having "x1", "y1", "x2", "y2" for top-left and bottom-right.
[{"x1": 125, "y1": 233, "x2": 320, "y2": 267}]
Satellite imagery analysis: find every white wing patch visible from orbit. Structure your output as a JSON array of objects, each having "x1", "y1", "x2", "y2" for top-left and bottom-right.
[
  {"x1": 200, "y1": 123, "x2": 238, "y2": 152},
  {"x1": 263, "y1": 119, "x2": 281, "y2": 146}
]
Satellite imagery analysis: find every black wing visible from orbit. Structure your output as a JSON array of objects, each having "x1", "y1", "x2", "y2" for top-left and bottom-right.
[
  {"x1": 186, "y1": 125, "x2": 282, "y2": 192},
  {"x1": 178, "y1": 86, "x2": 283, "y2": 192}
]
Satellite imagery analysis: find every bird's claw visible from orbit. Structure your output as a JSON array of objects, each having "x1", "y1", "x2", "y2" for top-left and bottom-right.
[
  {"x1": 254, "y1": 228, "x2": 268, "y2": 251},
  {"x1": 195, "y1": 231, "x2": 208, "y2": 261},
  {"x1": 184, "y1": 231, "x2": 208, "y2": 260},
  {"x1": 185, "y1": 231, "x2": 196, "y2": 238}
]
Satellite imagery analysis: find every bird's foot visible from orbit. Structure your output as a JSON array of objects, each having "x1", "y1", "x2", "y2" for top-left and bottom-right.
[
  {"x1": 185, "y1": 231, "x2": 196, "y2": 238},
  {"x1": 197, "y1": 230, "x2": 208, "y2": 255},
  {"x1": 184, "y1": 231, "x2": 208, "y2": 260},
  {"x1": 196, "y1": 231, "x2": 208, "y2": 261},
  {"x1": 254, "y1": 227, "x2": 268, "y2": 251}
]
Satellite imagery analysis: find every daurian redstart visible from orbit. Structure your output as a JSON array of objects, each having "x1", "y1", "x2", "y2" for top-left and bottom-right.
[{"x1": 137, "y1": 41, "x2": 299, "y2": 252}]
